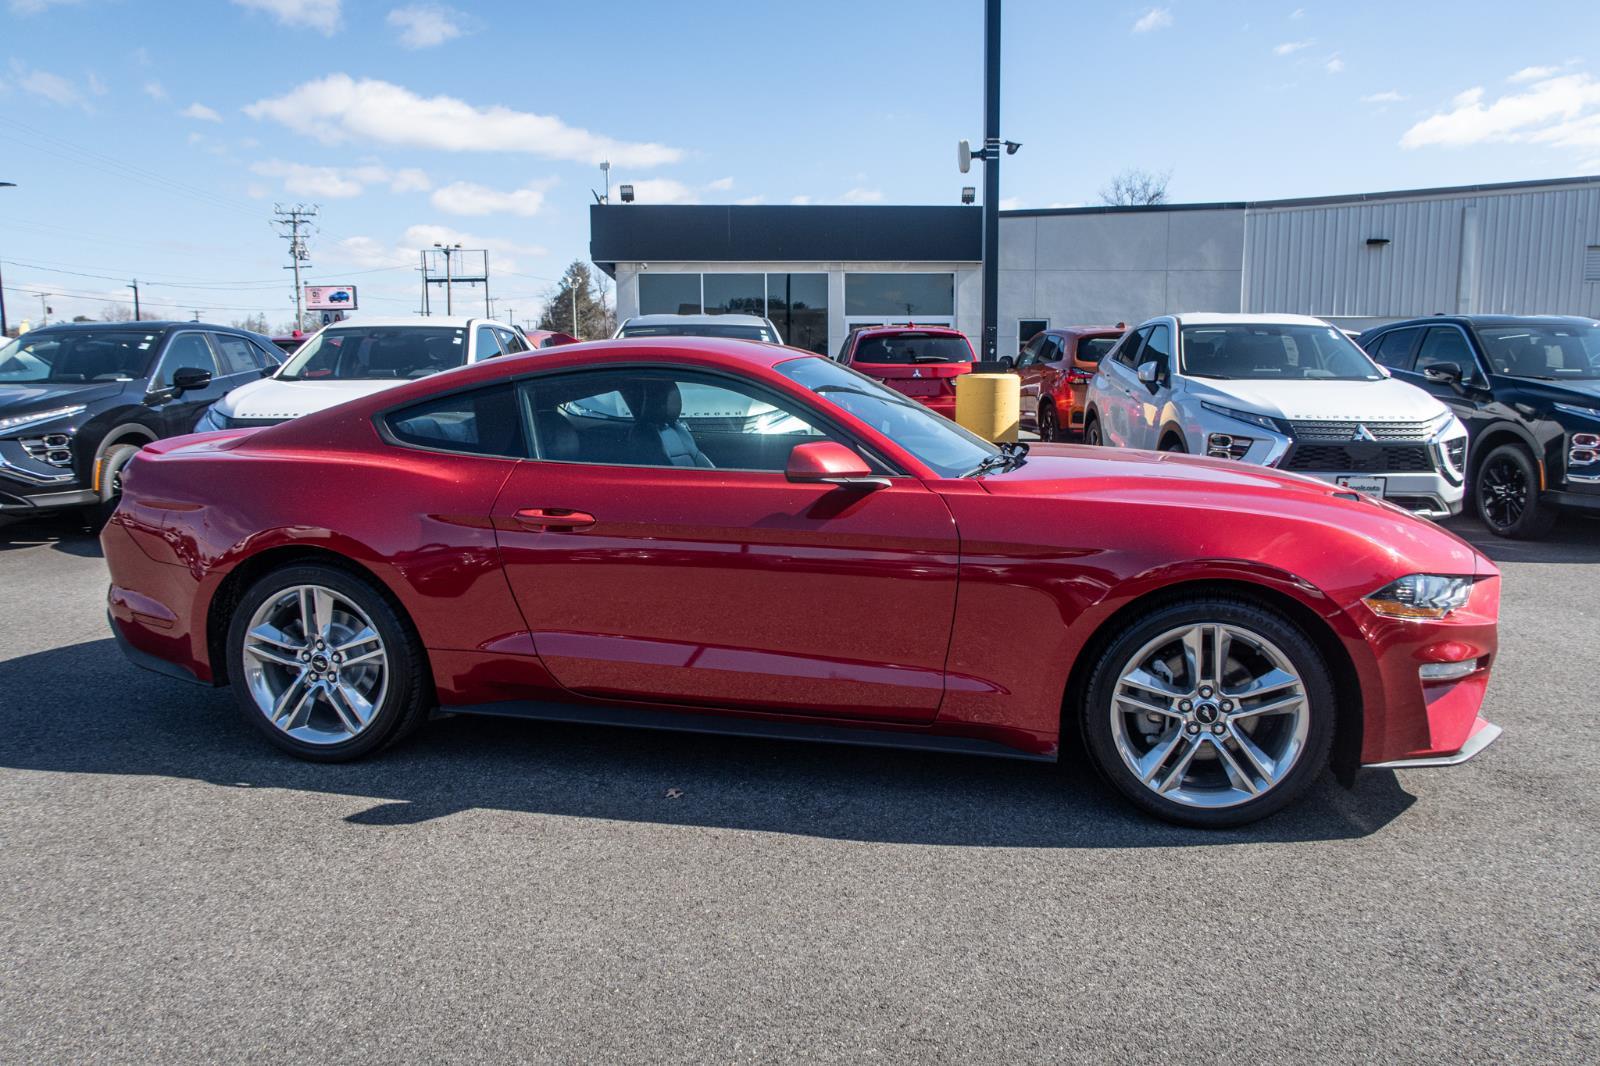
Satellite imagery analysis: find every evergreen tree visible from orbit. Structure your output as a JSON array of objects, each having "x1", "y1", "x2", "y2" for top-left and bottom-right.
[{"x1": 537, "y1": 260, "x2": 614, "y2": 339}]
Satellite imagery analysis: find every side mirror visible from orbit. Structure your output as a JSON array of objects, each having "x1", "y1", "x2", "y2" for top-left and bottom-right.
[
  {"x1": 786, "y1": 441, "x2": 888, "y2": 487},
  {"x1": 1136, "y1": 360, "x2": 1163, "y2": 388},
  {"x1": 1422, "y1": 362, "x2": 1463, "y2": 386},
  {"x1": 170, "y1": 367, "x2": 213, "y2": 393}
]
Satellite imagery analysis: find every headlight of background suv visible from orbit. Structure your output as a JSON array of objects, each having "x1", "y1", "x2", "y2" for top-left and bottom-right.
[
  {"x1": 0, "y1": 404, "x2": 87, "y2": 435},
  {"x1": 194, "y1": 406, "x2": 228, "y2": 432},
  {"x1": 1199, "y1": 401, "x2": 1283, "y2": 433},
  {"x1": 1363, "y1": 574, "x2": 1475, "y2": 620}
]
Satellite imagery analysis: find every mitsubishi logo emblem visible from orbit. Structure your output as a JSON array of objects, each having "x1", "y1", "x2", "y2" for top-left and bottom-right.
[
  {"x1": 912, "y1": 368, "x2": 922, "y2": 378},
  {"x1": 1353, "y1": 424, "x2": 1377, "y2": 442}
]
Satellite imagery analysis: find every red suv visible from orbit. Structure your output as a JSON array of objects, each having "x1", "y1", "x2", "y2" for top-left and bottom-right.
[
  {"x1": 1007, "y1": 326, "x2": 1125, "y2": 440},
  {"x1": 836, "y1": 325, "x2": 975, "y2": 417}
]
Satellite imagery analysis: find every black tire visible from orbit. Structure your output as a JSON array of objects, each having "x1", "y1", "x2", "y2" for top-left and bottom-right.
[
  {"x1": 1079, "y1": 595, "x2": 1336, "y2": 828},
  {"x1": 1038, "y1": 402, "x2": 1060, "y2": 442},
  {"x1": 1082, "y1": 413, "x2": 1103, "y2": 447},
  {"x1": 1159, "y1": 435, "x2": 1187, "y2": 453},
  {"x1": 85, "y1": 443, "x2": 140, "y2": 531},
  {"x1": 225, "y1": 563, "x2": 431, "y2": 762},
  {"x1": 1474, "y1": 443, "x2": 1557, "y2": 539}
]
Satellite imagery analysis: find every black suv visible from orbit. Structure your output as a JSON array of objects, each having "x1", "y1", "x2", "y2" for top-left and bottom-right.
[
  {"x1": 0, "y1": 321, "x2": 281, "y2": 526},
  {"x1": 1358, "y1": 315, "x2": 1600, "y2": 538}
]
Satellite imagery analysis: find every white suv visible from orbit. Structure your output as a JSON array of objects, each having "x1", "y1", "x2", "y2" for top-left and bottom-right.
[{"x1": 1083, "y1": 313, "x2": 1469, "y2": 518}]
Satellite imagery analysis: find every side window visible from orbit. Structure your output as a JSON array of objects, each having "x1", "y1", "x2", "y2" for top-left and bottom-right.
[
  {"x1": 1114, "y1": 328, "x2": 1150, "y2": 368},
  {"x1": 499, "y1": 328, "x2": 528, "y2": 354},
  {"x1": 153, "y1": 332, "x2": 218, "y2": 388},
  {"x1": 1372, "y1": 328, "x2": 1421, "y2": 371},
  {"x1": 523, "y1": 368, "x2": 837, "y2": 473},
  {"x1": 1416, "y1": 328, "x2": 1475, "y2": 377},
  {"x1": 1041, "y1": 336, "x2": 1065, "y2": 362},
  {"x1": 211, "y1": 334, "x2": 259, "y2": 376},
  {"x1": 1016, "y1": 334, "x2": 1042, "y2": 365},
  {"x1": 386, "y1": 384, "x2": 526, "y2": 457},
  {"x1": 474, "y1": 326, "x2": 504, "y2": 359},
  {"x1": 1142, "y1": 325, "x2": 1172, "y2": 374},
  {"x1": 252, "y1": 339, "x2": 284, "y2": 369}
]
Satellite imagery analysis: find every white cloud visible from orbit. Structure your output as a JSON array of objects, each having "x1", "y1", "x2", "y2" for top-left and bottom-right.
[
  {"x1": 9, "y1": 61, "x2": 83, "y2": 107},
  {"x1": 86, "y1": 72, "x2": 107, "y2": 96},
  {"x1": 182, "y1": 102, "x2": 222, "y2": 122},
  {"x1": 1132, "y1": 8, "x2": 1171, "y2": 33},
  {"x1": 789, "y1": 195, "x2": 812, "y2": 205},
  {"x1": 251, "y1": 159, "x2": 433, "y2": 198},
  {"x1": 706, "y1": 176, "x2": 734, "y2": 191},
  {"x1": 430, "y1": 179, "x2": 552, "y2": 216},
  {"x1": 840, "y1": 186, "x2": 884, "y2": 203},
  {"x1": 619, "y1": 178, "x2": 698, "y2": 204},
  {"x1": 142, "y1": 80, "x2": 168, "y2": 101},
  {"x1": 246, "y1": 74, "x2": 682, "y2": 167},
  {"x1": 1509, "y1": 65, "x2": 1560, "y2": 84},
  {"x1": 387, "y1": 4, "x2": 467, "y2": 49},
  {"x1": 399, "y1": 224, "x2": 546, "y2": 273},
  {"x1": 1362, "y1": 90, "x2": 1405, "y2": 104},
  {"x1": 1291, "y1": 7, "x2": 1306, "y2": 18},
  {"x1": 1325, "y1": 54, "x2": 1344, "y2": 74},
  {"x1": 1274, "y1": 40, "x2": 1313, "y2": 55},
  {"x1": 231, "y1": 0, "x2": 341, "y2": 35},
  {"x1": 330, "y1": 235, "x2": 416, "y2": 270},
  {"x1": 998, "y1": 196, "x2": 1024, "y2": 210},
  {"x1": 734, "y1": 195, "x2": 764, "y2": 205},
  {"x1": 1401, "y1": 72, "x2": 1600, "y2": 152},
  {"x1": 9, "y1": 0, "x2": 81, "y2": 13}
]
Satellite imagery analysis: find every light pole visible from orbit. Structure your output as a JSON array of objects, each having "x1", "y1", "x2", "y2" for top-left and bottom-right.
[
  {"x1": 600, "y1": 161, "x2": 610, "y2": 204},
  {"x1": 0, "y1": 181, "x2": 14, "y2": 336},
  {"x1": 957, "y1": 0, "x2": 1013, "y2": 362},
  {"x1": 128, "y1": 279, "x2": 141, "y2": 321},
  {"x1": 433, "y1": 242, "x2": 460, "y2": 314}
]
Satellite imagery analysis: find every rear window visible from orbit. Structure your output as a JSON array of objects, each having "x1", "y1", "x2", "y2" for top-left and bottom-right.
[
  {"x1": 278, "y1": 326, "x2": 468, "y2": 381},
  {"x1": 851, "y1": 333, "x2": 973, "y2": 365},
  {"x1": 1076, "y1": 337, "x2": 1120, "y2": 364},
  {"x1": 618, "y1": 322, "x2": 778, "y2": 343}
]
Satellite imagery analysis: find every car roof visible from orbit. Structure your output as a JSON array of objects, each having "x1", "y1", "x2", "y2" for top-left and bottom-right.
[
  {"x1": 314, "y1": 315, "x2": 503, "y2": 329},
  {"x1": 1042, "y1": 325, "x2": 1125, "y2": 337},
  {"x1": 851, "y1": 324, "x2": 966, "y2": 336},
  {"x1": 16, "y1": 320, "x2": 223, "y2": 332},
  {"x1": 1172, "y1": 312, "x2": 1334, "y2": 327},
  {"x1": 623, "y1": 313, "x2": 773, "y2": 327},
  {"x1": 1368, "y1": 314, "x2": 1600, "y2": 330}
]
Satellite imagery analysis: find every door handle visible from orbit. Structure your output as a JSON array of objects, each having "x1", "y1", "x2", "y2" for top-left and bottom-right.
[{"x1": 514, "y1": 507, "x2": 596, "y2": 532}]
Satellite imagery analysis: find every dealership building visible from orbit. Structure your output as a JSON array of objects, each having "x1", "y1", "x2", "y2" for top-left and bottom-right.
[{"x1": 589, "y1": 174, "x2": 1600, "y2": 356}]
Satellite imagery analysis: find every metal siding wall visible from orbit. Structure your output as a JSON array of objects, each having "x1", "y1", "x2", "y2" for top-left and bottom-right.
[{"x1": 1247, "y1": 186, "x2": 1600, "y2": 319}]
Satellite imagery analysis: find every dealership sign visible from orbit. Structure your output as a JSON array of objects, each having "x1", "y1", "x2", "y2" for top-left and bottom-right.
[{"x1": 304, "y1": 285, "x2": 357, "y2": 310}]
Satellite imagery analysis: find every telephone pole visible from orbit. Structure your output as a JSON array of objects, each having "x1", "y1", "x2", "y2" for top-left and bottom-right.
[
  {"x1": 128, "y1": 279, "x2": 140, "y2": 321},
  {"x1": 273, "y1": 204, "x2": 318, "y2": 331}
]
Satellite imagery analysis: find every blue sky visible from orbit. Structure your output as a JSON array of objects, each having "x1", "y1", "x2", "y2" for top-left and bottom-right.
[{"x1": 3, "y1": 0, "x2": 1598, "y2": 328}]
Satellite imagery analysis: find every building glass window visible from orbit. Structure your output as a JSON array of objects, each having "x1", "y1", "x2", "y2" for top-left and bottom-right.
[
  {"x1": 638, "y1": 273, "x2": 702, "y2": 315},
  {"x1": 1019, "y1": 319, "x2": 1049, "y2": 345},
  {"x1": 767, "y1": 273, "x2": 829, "y2": 355},
  {"x1": 844, "y1": 273, "x2": 955, "y2": 318},
  {"x1": 702, "y1": 274, "x2": 766, "y2": 317}
]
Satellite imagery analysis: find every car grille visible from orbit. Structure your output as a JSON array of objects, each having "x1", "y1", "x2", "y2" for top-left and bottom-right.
[
  {"x1": 1282, "y1": 443, "x2": 1438, "y2": 473},
  {"x1": 1288, "y1": 419, "x2": 1434, "y2": 442}
]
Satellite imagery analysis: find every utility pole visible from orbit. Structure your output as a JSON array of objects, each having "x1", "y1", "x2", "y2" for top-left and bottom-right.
[
  {"x1": 127, "y1": 279, "x2": 140, "y2": 321},
  {"x1": 273, "y1": 204, "x2": 318, "y2": 331},
  {"x1": 191, "y1": 310, "x2": 200, "y2": 322},
  {"x1": 38, "y1": 292, "x2": 50, "y2": 326},
  {"x1": 433, "y1": 242, "x2": 459, "y2": 315},
  {"x1": 419, "y1": 252, "x2": 429, "y2": 316},
  {"x1": 980, "y1": 0, "x2": 1001, "y2": 362},
  {"x1": 0, "y1": 181, "x2": 15, "y2": 335},
  {"x1": 571, "y1": 282, "x2": 578, "y2": 338}
]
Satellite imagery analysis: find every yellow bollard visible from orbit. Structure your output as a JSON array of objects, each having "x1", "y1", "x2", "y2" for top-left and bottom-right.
[{"x1": 954, "y1": 372, "x2": 1020, "y2": 443}]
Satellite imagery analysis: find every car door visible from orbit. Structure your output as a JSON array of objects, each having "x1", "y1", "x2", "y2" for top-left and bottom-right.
[
  {"x1": 491, "y1": 364, "x2": 961, "y2": 722},
  {"x1": 1404, "y1": 325, "x2": 1491, "y2": 429},
  {"x1": 145, "y1": 330, "x2": 226, "y2": 436},
  {"x1": 473, "y1": 325, "x2": 505, "y2": 362},
  {"x1": 1099, "y1": 327, "x2": 1150, "y2": 448},
  {"x1": 1132, "y1": 322, "x2": 1175, "y2": 448},
  {"x1": 209, "y1": 331, "x2": 274, "y2": 394},
  {"x1": 1014, "y1": 334, "x2": 1049, "y2": 424}
]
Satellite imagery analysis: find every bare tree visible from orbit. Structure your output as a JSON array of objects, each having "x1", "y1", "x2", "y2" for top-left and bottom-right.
[
  {"x1": 101, "y1": 303, "x2": 136, "y2": 322},
  {"x1": 1100, "y1": 168, "x2": 1172, "y2": 207}
]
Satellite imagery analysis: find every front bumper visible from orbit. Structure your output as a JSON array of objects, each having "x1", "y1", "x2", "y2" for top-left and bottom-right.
[{"x1": 1363, "y1": 716, "x2": 1502, "y2": 769}]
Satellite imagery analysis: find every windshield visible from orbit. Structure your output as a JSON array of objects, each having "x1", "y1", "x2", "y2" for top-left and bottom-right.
[
  {"x1": 619, "y1": 322, "x2": 778, "y2": 343},
  {"x1": 0, "y1": 330, "x2": 161, "y2": 385},
  {"x1": 775, "y1": 356, "x2": 997, "y2": 478},
  {"x1": 851, "y1": 333, "x2": 974, "y2": 364},
  {"x1": 1076, "y1": 336, "x2": 1121, "y2": 364},
  {"x1": 1477, "y1": 324, "x2": 1600, "y2": 380},
  {"x1": 277, "y1": 326, "x2": 468, "y2": 381},
  {"x1": 1180, "y1": 324, "x2": 1383, "y2": 381}
]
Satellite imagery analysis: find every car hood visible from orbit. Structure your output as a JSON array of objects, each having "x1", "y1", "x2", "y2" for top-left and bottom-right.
[
  {"x1": 1183, "y1": 376, "x2": 1445, "y2": 423},
  {"x1": 979, "y1": 444, "x2": 1489, "y2": 577},
  {"x1": 213, "y1": 377, "x2": 406, "y2": 421},
  {"x1": 1510, "y1": 377, "x2": 1600, "y2": 407},
  {"x1": 0, "y1": 380, "x2": 127, "y2": 417}
]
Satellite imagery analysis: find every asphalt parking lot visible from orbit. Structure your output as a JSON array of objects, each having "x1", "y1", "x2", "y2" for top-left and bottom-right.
[{"x1": 2, "y1": 510, "x2": 1597, "y2": 1063}]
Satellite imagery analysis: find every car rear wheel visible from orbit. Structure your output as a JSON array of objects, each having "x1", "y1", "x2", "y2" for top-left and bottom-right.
[
  {"x1": 226, "y1": 563, "x2": 430, "y2": 761},
  {"x1": 84, "y1": 443, "x2": 140, "y2": 531},
  {"x1": 1082, "y1": 414, "x2": 1103, "y2": 447},
  {"x1": 1475, "y1": 443, "x2": 1557, "y2": 539},
  {"x1": 1159, "y1": 435, "x2": 1187, "y2": 453},
  {"x1": 1081, "y1": 597, "x2": 1335, "y2": 827},
  {"x1": 1038, "y1": 403, "x2": 1060, "y2": 442}
]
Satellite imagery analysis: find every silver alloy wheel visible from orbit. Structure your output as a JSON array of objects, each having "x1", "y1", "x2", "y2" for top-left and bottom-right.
[
  {"x1": 241, "y1": 584, "x2": 388, "y2": 746},
  {"x1": 1109, "y1": 622, "x2": 1309, "y2": 809}
]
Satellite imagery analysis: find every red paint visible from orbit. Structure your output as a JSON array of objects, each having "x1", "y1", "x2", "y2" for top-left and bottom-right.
[
  {"x1": 836, "y1": 325, "x2": 976, "y2": 417},
  {"x1": 1016, "y1": 326, "x2": 1125, "y2": 437},
  {"x1": 102, "y1": 337, "x2": 1500, "y2": 766}
]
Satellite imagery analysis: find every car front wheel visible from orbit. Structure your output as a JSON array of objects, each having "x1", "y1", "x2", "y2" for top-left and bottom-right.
[
  {"x1": 1475, "y1": 443, "x2": 1557, "y2": 539},
  {"x1": 1081, "y1": 596, "x2": 1335, "y2": 827},
  {"x1": 226, "y1": 563, "x2": 431, "y2": 761},
  {"x1": 1038, "y1": 403, "x2": 1060, "y2": 442},
  {"x1": 1082, "y1": 414, "x2": 1103, "y2": 447}
]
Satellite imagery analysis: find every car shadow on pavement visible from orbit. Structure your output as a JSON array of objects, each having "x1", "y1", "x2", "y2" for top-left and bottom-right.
[
  {"x1": 1, "y1": 638, "x2": 1416, "y2": 848},
  {"x1": 0, "y1": 516, "x2": 102, "y2": 558},
  {"x1": 1442, "y1": 513, "x2": 1600, "y2": 565}
]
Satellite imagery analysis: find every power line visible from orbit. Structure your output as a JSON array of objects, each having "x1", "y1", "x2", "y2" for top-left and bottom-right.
[{"x1": 272, "y1": 204, "x2": 318, "y2": 331}]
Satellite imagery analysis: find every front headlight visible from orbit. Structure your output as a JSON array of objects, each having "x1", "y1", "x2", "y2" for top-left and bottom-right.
[
  {"x1": 194, "y1": 406, "x2": 229, "y2": 432},
  {"x1": 0, "y1": 404, "x2": 87, "y2": 435},
  {"x1": 1363, "y1": 574, "x2": 1475, "y2": 620},
  {"x1": 1200, "y1": 401, "x2": 1282, "y2": 433},
  {"x1": 1554, "y1": 402, "x2": 1600, "y2": 422}
]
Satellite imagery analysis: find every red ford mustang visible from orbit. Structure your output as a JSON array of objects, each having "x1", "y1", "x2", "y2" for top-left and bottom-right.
[{"x1": 103, "y1": 338, "x2": 1502, "y2": 827}]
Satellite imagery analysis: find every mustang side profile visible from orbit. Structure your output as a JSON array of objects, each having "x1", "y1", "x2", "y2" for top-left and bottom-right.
[{"x1": 103, "y1": 339, "x2": 1502, "y2": 827}]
